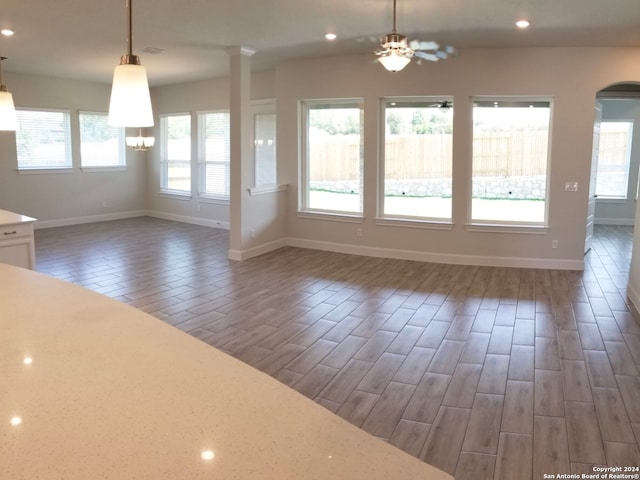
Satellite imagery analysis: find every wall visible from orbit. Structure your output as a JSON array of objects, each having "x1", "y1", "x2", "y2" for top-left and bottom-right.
[
  {"x1": 276, "y1": 47, "x2": 640, "y2": 269},
  {"x1": 0, "y1": 73, "x2": 147, "y2": 226},
  {"x1": 146, "y1": 70, "x2": 278, "y2": 234},
  {"x1": 594, "y1": 98, "x2": 640, "y2": 225}
]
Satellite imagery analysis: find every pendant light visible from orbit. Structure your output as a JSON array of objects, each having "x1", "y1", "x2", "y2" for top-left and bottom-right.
[
  {"x1": 108, "y1": 0, "x2": 154, "y2": 128},
  {"x1": 126, "y1": 128, "x2": 155, "y2": 151},
  {"x1": 0, "y1": 56, "x2": 17, "y2": 131}
]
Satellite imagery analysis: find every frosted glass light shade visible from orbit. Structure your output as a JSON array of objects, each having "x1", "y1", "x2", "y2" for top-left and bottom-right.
[
  {"x1": 108, "y1": 64, "x2": 154, "y2": 128},
  {"x1": 378, "y1": 51, "x2": 411, "y2": 72},
  {"x1": 0, "y1": 90, "x2": 17, "y2": 131}
]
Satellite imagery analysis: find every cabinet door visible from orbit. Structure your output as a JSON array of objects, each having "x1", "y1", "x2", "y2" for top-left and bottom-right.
[{"x1": 0, "y1": 239, "x2": 34, "y2": 269}]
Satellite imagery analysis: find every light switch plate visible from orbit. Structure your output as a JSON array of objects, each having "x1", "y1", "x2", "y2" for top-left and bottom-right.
[{"x1": 565, "y1": 181, "x2": 578, "y2": 192}]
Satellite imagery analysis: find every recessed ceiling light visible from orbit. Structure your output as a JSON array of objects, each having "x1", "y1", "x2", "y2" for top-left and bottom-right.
[
  {"x1": 325, "y1": 33, "x2": 337, "y2": 41},
  {"x1": 516, "y1": 19, "x2": 530, "y2": 29},
  {"x1": 1, "y1": 29, "x2": 15, "y2": 37}
]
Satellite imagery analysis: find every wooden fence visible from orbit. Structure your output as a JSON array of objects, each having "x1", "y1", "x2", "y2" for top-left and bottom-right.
[{"x1": 309, "y1": 131, "x2": 549, "y2": 181}]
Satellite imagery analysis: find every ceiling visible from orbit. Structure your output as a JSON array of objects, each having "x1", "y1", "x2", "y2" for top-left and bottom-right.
[{"x1": 1, "y1": 0, "x2": 640, "y2": 87}]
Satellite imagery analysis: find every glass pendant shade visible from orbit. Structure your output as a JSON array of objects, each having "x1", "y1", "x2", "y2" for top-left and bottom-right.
[
  {"x1": 108, "y1": 63, "x2": 154, "y2": 127},
  {"x1": 126, "y1": 128, "x2": 155, "y2": 151},
  {"x1": 0, "y1": 90, "x2": 17, "y2": 131},
  {"x1": 378, "y1": 51, "x2": 411, "y2": 72}
]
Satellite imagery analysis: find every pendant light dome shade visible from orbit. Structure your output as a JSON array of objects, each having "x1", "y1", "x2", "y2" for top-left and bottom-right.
[
  {"x1": 0, "y1": 89, "x2": 17, "y2": 131},
  {"x1": 108, "y1": 0, "x2": 154, "y2": 128},
  {"x1": 108, "y1": 62, "x2": 153, "y2": 127},
  {"x1": 0, "y1": 56, "x2": 17, "y2": 131}
]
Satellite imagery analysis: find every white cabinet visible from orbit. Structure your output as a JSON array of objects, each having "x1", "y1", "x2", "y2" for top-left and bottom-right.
[{"x1": 0, "y1": 210, "x2": 36, "y2": 270}]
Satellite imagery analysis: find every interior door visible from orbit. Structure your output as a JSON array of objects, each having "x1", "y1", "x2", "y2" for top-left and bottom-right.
[{"x1": 585, "y1": 102, "x2": 602, "y2": 254}]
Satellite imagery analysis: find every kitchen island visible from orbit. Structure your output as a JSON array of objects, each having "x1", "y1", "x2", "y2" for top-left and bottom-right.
[
  {"x1": 0, "y1": 263, "x2": 453, "y2": 479},
  {"x1": 0, "y1": 208, "x2": 37, "y2": 269}
]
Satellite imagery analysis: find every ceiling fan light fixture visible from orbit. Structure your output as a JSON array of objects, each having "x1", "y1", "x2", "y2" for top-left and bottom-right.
[
  {"x1": 108, "y1": 0, "x2": 154, "y2": 128},
  {"x1": 378, "y1": 50, "x2": 412, "y2": 72}
]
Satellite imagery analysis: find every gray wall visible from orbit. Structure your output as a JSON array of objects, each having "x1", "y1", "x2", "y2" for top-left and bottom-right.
[{"x1": 0, "y1": 73, "x2": 147, "y2": 226}]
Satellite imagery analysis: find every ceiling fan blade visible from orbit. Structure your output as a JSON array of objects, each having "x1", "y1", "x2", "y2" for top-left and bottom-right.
[
  {"x1": 414, "y1": 51, "x2": 440, "y2": 62},
  {"x1": 409, "y1": 40, "x2": 440, "y2": 51},
  {"x1": 436, "y1": 50, "x2": 449, "y2": 59}
]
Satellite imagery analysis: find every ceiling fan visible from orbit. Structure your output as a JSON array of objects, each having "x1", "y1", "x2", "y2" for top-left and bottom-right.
[{"x1": 376, "y1": 0, "x2": 456, "y2": 72}]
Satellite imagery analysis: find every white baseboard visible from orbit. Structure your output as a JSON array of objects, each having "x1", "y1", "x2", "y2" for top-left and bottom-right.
[
  {"x1": 285, "y1": 237, "x2": 585, "y2": 270},
  {"x1": 595, "y1": 217, "x2": 635, "y2": 226},
  {"x1": 228, "y1": 238, "x2": 288, "y2": 261},
  {"x1": 147, "y1": 210, "x2": 230, "y2": 230},
  {"x1": 627, "y1": 283, "x2": 640, "y2": 313},
  {"x1": 34, "y1": 210, "x2": 148, "y2": 229}
]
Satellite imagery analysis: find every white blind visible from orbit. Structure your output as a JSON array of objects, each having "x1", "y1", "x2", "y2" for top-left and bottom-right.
[
  {"x1": 199, "y1": 111, "x2": 230, "y2": 197},
  {"x1": 161, "y1": 114, "x2": 191, "y2": 193},
  {"x1": 16, "y1": 109, "x2": 72, "y2": 170},
  {"x1": 79, "y1": 112, "x2": 125, "y2": 168}
]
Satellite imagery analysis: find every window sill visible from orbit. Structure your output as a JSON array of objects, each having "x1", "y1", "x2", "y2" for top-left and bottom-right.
[
  {"x1": 160, "y1": 191, "x2": 192, "y2": 201},
  {"x1": 465, "y1": 222, "x2": 548, "y2": 234},
  {"x1": 595, "y1": 197, "x2": 627, "y2": 204},
  {"x1": 249, "y1": 184, "x2": 288, "y2": 196},
  {"x1": 17, "y1": 168, "x2": 73, "y2": 175},
  {"x1": 297, "y1": 210, "x2": 364, "y2": 224},
  {"x1": 197, "y1": 196, "x2": 230, "y2": 206},
  {"x1": 376, "y1": 217, "x2": 453, "y2": 230},
  {"x1": 81, "y1": 166, "x2": 127, "y2": 173}
]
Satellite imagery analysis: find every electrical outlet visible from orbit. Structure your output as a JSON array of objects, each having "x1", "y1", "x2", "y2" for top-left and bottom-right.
[
  {"x1": 552, "y1": 239, "x2": 558, "y2": 249},
  {"x1": 565, "y1": 182, "x2": 578, "y2": 192}
]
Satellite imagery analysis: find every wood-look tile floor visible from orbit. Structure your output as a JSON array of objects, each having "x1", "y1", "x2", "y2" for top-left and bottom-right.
[{"x1": 35, "y1": 219, "x2": 640, "y2": 478}]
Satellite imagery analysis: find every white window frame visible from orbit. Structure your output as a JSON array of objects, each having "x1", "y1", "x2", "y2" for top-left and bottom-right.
[
  {"x1": 469, "y1": 96, "x2": 553, "y2": 230},
  {"x1": 595, "y1": 120, "x2": 634, "y2": 200},
  {"x1": 197, "y1": 110, "x2": 231, "y2": 202},
  {"x1": 299, "y1": 98, "x2": 364, "y2": 219},
  {"x1": 378, "y1": 97, "x2": 454, "y2": 227},
  {"x1": 79, "y1": 111, "x2": 126, "y2": 171},
  {"x1": 251, "y1": 100, "x2": 277, "y2": 190},
  {"x1": 160, "y1": 113, "x2": 192, "y2": 196},
  {"x1": 15, "y1": 108, "x2": 72, "y2": 172}
]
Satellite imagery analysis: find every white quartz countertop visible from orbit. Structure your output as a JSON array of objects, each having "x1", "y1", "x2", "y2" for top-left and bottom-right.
[
  {"x1": 0, "y1": 208, "x2": 36, "y2": 225},
  {"x1": 0, "y1": 263, "x2": 453, "y2": 480}
]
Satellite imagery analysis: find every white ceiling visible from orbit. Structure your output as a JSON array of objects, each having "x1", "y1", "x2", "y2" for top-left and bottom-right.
[{"x1": 2, "y1": 0, "x2": 640, "y2": 87}]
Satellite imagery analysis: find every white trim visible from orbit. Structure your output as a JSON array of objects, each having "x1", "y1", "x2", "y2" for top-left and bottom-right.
[
  {"x1": 147, "y1": 210, "x2": 229, "y2": 230},
  {"x1": 297, "y1": 211, "x2": 364, "y2": 223},
  {"x1": 249, "y1": 184, "x2": 288, "y2": 196},
  {"x1": 465, "y1": 223, "x2": 549, "y2": 234},
  {"x1": 34, "y1": 210, "x2": 148, "y2": 229},
  {"x1": 285, "y1": 237, "x2": 584, "y2": 270},
  {"x1": 228, "y1": 238, "x2": 287, "y2": 261},
  {"x1": 376, "y1": 218, "x2": 453, "y2": 230},
  {"x1": 595, "y1": 217, "x2": 635, "y2": 226}
]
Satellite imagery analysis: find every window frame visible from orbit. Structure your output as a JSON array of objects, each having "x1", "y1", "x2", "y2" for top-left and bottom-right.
[
  {"x1": 79, "y1": 111, "x2": 126, "y2": 172},
  {"x1": 594, "y1": 119, "x2": 634, "y2": 201},
  {"x1": 160, "y1": 113, "x2": 192, "y2": 197},
  {"x1": 469, "y1": 96, "x2": 553, "y2": 229},
  {"x1": 197, "y1": 109, "x2": 231, "y2": 203},
  {"x1": 15, "y1": 107, "x2": 73, "y2": 173},
  {"x1": 299, "y1": 98, "x2": 364, "y2": 219},
  {"x1": 378, "y1": 96, "x2": 454, "y2": 226}
]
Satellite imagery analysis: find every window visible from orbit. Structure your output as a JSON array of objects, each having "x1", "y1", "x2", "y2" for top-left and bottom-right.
[
  {"x1": 198, "y1": 111, "x2": 230, "y2": 198},
  {"x1": 301, "y1": 100, "x2": 363, "y2": 214},
  {"x1": 595, "y1": 120, "x2": 633, "y2": 199},
  {"x1": 381, "y1": 98, "x2": 453, "y2": 221},
  {"x1": 471, "y1": 99, "x2": 552, "y2": 224},
  {"x1": 254, "y1": 112, "x2": 277, "y2": 187},
  {"x1": 79, "y1": 112, "x2": 125, "y2": 169},
  {"x1": 16, "y1": 109, "x2": 72, "y2": 170},
  {"x1": 160, "y1": 114, "x2": 191, "y2": 194}
]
